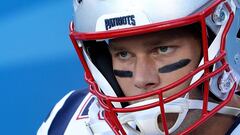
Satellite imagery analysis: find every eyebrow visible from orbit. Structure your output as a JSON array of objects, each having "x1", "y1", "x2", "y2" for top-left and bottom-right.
[
  {"x1": 109, "y1": 35, "x2": 180, "y2": 53},
  {"x1": 108, "y1": 46, "x2": 127, "y2": 52},
  {"x1": 143, "y1": 38, "x2": 164, "y2": 47}
]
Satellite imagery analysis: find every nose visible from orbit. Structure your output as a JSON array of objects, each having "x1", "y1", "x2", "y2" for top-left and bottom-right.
[{"x1": 133, "y1": 56, "x2": 160, "y2": 91}]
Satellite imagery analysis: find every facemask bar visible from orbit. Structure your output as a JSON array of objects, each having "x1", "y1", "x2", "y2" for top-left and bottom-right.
[{"x1": 69, "y1": 1, "x2": 237, "y2": 134}]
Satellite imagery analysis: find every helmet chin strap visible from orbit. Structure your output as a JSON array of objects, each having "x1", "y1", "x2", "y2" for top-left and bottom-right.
[{"x1": 117, "y1": 94, "x2": 240, "y2": 135}]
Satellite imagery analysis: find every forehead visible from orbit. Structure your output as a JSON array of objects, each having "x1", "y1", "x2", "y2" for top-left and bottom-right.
[{"x1": 109, "y1": 26, "x2": 197, "y2": 47}]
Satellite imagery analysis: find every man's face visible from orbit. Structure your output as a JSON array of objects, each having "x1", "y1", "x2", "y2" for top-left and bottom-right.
[{"x1": 109, "y1": 28, "x2": 201, "y2": 102}]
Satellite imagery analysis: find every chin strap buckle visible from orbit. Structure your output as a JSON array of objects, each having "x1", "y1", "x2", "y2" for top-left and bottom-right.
[{"x1": 218, "y1": 71, "x2": 235, "y2": 94}]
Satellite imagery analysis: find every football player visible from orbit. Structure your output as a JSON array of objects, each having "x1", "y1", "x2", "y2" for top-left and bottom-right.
[{"x1": 38, "y1": 0, "x2": 240, "y2": 134}]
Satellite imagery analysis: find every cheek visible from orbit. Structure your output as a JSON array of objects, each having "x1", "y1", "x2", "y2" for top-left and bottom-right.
[
  {"x1": 160, "y1": 72, "x2": 193, "y2": 98},
  {"x1": 115, "y1": 77, "x2": 135, "y2": 96},
  {"x1": 158, "y1": 60, "x2": 198, "y2": 96},
  {"x1": 112, "y1": 58, "x2": 134, "y2": 71},
  {"x1": 112, "y1": 58, "x2": 119, "y2": 69}
]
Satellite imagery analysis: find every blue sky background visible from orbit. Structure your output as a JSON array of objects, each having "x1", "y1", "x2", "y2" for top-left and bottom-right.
[{"x1": 0, "y1": 0, "x2": 87, "y2": 134}]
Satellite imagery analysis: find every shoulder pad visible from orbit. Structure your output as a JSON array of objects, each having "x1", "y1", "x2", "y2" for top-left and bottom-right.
[{"x1": 38, "y1": 88, "x2": 94, "y2": 135}]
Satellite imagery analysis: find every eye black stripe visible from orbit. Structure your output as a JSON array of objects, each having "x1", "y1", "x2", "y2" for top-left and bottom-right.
[
  {"x1": 113, "y1": 70, "x2": 133, "y2": 77},
  {"x1": 159, "y1": 59, "x2": 191, "y2": 73}
]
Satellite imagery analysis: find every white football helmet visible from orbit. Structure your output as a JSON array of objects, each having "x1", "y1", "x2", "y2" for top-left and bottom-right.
[{"x1": 70, "y1": 0, "x2": 240, "y2": 134}]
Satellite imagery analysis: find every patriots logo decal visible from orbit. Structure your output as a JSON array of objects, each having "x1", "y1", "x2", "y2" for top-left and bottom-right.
[{"x1": 104, "y1": 15, "x2": 136, "y2": 30}]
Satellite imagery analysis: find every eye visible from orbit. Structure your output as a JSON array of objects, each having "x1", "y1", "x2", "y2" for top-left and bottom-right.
[
  {"x1": 116, "y1": 51, "x2": 131, "y2": 60},
  {"x1": 157, "y1": 46, "x2": 175, "y2": 54}
]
